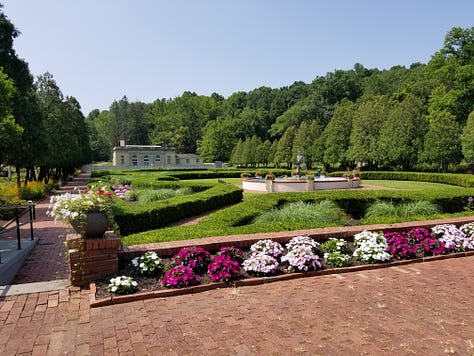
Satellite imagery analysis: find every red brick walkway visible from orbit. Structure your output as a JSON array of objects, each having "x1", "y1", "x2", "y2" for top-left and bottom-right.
[
  {"x1": 2, "y1": 172, "x2": 474, "y2": 354},
  {"x1": 1, "y1": 255, "x2": 473, "y2": 355},
  {"x1": 11, "y1": 172, "x2": 91, "y2": 283}
]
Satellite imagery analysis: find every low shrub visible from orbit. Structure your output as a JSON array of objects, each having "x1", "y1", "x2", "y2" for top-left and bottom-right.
[
  {"x1": 321, "y1": 238, "x2": 352, "y2": 267},
  {"x1": 113, "y1": 182, "x2": 243, "y2": 236}
]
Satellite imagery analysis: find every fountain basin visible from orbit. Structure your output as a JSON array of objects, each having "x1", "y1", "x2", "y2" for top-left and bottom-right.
[{"x1": 242, "y1": 176, "x2": 360, "y2": 193}]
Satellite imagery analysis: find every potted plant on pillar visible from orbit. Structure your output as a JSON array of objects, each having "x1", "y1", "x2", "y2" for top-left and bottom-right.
[{"x1": 47, "y1": 185, "x2": 114, "y2": 238}]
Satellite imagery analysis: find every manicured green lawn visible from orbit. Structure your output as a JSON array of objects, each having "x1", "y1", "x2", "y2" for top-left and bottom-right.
[
  {"x1": 363, "y1": 180, "x2": 465, "y2": 191},
  {"x1": 197, "y1": 178, "x2": 463, "y2": 191}
]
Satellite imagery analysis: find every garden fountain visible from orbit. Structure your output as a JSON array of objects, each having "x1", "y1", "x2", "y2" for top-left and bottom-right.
[{"x1": 242, "y1": 152, "x2": 360, "y2": 193}]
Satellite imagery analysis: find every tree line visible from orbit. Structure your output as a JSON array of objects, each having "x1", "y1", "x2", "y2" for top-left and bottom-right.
[
  {"x1": 87, "y1": 27, "x2": 474, "y2": 172},
  {"x1": 0, "y1": 5, "x2": 90, "y2": 186}
]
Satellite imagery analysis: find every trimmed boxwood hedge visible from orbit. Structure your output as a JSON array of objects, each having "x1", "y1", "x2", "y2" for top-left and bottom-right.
[
  {"x1": 121, "y1": 186, "x2": 474, "y2": 245},
  {"x1": 91, "y1": 168, "x2": 292, "y2": 181},
  {"x1": 112, "y1": 181, "x2": 243, "y2": 236},
  {"x1": 94, "y1": 169, "x2": 474, "y2": 244}
]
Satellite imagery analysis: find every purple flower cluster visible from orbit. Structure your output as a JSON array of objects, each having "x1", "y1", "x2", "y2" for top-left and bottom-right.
[
  {"x1": 432, "y1": 224, "x2": 474, "y2": 251},
  {"x1": 249, "y1": 239, "x2": 284, "y2": 257},
  {"x1": 384, "y1": 231, "x2": 417, "y2": 259},
  {"x1": 207, "y1": 253, "x2": 241, "y2": 282},
  {"x1": 385, "y1": 228, "x2": 447, "y2": 259},
  {"x1": 161, "y1": 266, "x2": 200, "y2": 288},
  {"x1": 111, "y1": 184, "x2": 131, "y2": 199},
  {"x1": 243, "y1": 254, "x2": 280, "y2": 275},
  {"x1": 407, "y1": 227, "x2": 447, "y2": 256},
  {"x1": 217, "y1": 246, "x2": 244, "y2": 263},
  {"x1": 173, "y1": 246, "x2": 211, "y2": 274},
  {"x1": 281, "y1": 244, "x2": 322, "y2": 272},
  {"x1": 161, "y1": 247, "x2": 211, "y2": 288}
]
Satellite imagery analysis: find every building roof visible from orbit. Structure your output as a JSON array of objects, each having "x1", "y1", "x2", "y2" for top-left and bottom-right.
[{"x1": 113, "y1": 145, "x2": 175, "y2": 151}]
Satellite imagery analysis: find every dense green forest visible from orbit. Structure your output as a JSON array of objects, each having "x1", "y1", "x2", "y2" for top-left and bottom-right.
[
  {"x1": 1, "y1": 1, "x2": 474, "y2": 181},
  {"x1": 0, "y1": 5, "x2": 90, "y2": 184},
  {"x1": 86, "y1": 26, "x2": 474, "y2": 172}
]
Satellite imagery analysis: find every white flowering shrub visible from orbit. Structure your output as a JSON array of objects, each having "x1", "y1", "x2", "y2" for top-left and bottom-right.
[
  {"x1": 286, "y1": 235, "x2": 320, "y2": 251},
  {"x1": 281, "y1": 244, "x2": 321, "y2": 272},
  {"x1": 242, "y1": 254, "x2": 280, "y2": 275},
  {"x1": 353, "y1": 230, "x2": 391, "y2": 264},
  {"x1": 249, "y1": 239, "x2": 283, "y2": 257},
  {"x1": 432, "y1": 224, "x2": 474, "y2": 251},
  {"x1": 107, "y1": 276, "x2": 138, "y2": 295},
  {"x1": 460, "y1": 222, "x2": 474, "y2": 238},
  {"x1": 131, "y1": 251, "x2": 166, "y2": 277}
]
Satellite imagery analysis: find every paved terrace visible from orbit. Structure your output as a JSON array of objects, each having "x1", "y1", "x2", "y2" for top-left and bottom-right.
[{"x1": 1, "y1": 173, "x2": 474, "y2": 354}]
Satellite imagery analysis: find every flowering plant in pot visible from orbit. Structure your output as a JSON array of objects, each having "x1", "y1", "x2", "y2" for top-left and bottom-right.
[{"x1": 47, "y1": 184, "x2": 113, "y2": 238}]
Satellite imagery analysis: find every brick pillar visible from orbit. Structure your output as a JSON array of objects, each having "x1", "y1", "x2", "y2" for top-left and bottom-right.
[{"x1": 66, "y1": 231, "x2": 121, "y2": 287}]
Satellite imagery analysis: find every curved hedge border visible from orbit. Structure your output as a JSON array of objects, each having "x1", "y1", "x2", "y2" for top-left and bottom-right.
[{"x1": 112, "y1": 181, "x2": 243, "y2": 236}]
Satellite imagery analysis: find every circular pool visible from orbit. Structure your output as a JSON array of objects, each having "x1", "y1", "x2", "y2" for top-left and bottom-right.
[{"x1": 242, "y1": 176, "x2": 360, "y2": 193}]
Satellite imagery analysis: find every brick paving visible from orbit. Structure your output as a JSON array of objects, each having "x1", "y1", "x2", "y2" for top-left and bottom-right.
[
  {"x1": 11, "y1": 172, "x2": 91, "y2": 283},
  {"x1": 1, "y1": 172, "x2": 474, "y2": 354},
  {"x1": 0, "y1": 256, "x2": 473, "y2": 355}
]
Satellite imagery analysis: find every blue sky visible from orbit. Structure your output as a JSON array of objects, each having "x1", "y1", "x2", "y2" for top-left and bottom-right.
[{"x1": 2, "y1": 0, "x2": 474, "y2": 115}]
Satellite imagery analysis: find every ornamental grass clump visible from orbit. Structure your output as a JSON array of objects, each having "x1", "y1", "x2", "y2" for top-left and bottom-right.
[
  {"x1": 281, "y1": 236, "x2": 322, "y2": 272},
  {"x1": 107, "y1": 276, "x2": 138, "y2": 295},
  {"x1": 254, "y1": 200, "x2": 348, "y2": 227},
  {"x1": 321, "y1": 238, "x2": 352, "y2": 267},
  {"x1": 131, "y1": 251, "x2": 166, "y2": 277},
  {"x1": 173, "y1": 246, "x2": 211, "y2": 275},
  {"x1": 432, "y1": 224, "x2": 474, "y2": 251},
  {"x1": 161, "y1": 266, "x2": 200, "y2": 288},
  {"x1": 353, "y1": 230, "x2": 391, "y2": 264}
]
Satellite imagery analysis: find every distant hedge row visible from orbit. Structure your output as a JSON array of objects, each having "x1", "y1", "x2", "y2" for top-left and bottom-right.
[{"x1": 331, "y1": 171, "x2": 474, "y2": 187}]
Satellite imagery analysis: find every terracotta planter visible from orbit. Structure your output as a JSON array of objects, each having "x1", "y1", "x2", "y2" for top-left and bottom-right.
[{"x1": 71, "y1": 211, "x2": 108, "y2": 238}]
